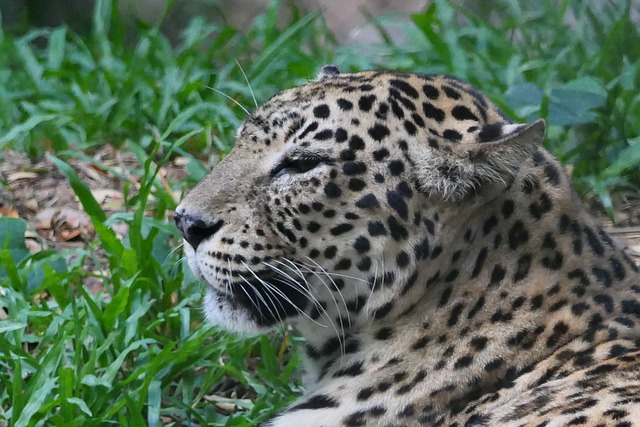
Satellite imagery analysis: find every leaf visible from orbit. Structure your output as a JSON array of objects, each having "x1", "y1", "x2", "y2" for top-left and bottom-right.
[
  {"x1": 548, "y1": 77, "x2": 607, "y2": 126},
  {"x1": 601, "y1": 136, "x2": 640, "y2": 178},
  {"x1": 0, "y1": 320, "x2": 26, "y2": 333},
  {"x1": 48, "y1": 155, "x2": 107, "y2": 222},
  {"x1": 67, "y1": 397, "x2": 93, "y2": 417},
  {"x1": 0, "y1": 217, "x2": 29, "y2": 265},
  {"x1": 13, "y1": 377, "x2": 56, "y2": 427},
  {"x1": 0, "y1": 114, "x2": 57, "y2": 150},
  {"x1": 505, "y1": 82, "x2": 543, "y2": 118}
]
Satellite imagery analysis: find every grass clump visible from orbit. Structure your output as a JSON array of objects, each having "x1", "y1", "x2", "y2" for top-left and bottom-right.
[{"x1": 0, "y1": 0, "x2": 638, "y2": 426}]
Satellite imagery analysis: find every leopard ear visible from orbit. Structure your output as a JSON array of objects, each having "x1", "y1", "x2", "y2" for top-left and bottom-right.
[
  {"x1": 317, "y1": 65, "x2": 341, "y2": 80},
  {"x1": 412, "y1": 119, "x2": 546, "y2": 200}
]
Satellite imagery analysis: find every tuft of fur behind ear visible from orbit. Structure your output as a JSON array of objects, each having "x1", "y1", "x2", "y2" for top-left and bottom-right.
[{"x1": 412, "y1": 119, "x2": 545, "y2": 200}]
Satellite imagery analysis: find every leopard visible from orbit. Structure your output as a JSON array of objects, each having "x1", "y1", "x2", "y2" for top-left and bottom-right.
[{"x1": 175, "y1": 66, "x2": 640, "y2": 426}]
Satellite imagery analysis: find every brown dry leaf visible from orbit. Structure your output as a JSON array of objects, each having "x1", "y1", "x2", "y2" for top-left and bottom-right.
[
  {"x1": 203, "y1": 395, "x2": 251, "y2": 414},
  {"x1": 91, "y1": 188, "x2": 125, "y2": 210},
  {"x1": 0, "y1": 207, "x2": 19, "y2": 218},
  {"x1": 173, "y1": 156, "x2": 190, "y2": 167},
  {"x1": 7, "y1": 171, "x2": 39, "y2": 181},
  {"x1": 35, "y1": 207, "x2": 95, "y2": 242}
]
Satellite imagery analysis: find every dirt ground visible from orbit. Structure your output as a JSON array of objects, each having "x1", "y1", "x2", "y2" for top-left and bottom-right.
[{"x1": 0, "y1": 148, "x2": 639, "y2": 275}]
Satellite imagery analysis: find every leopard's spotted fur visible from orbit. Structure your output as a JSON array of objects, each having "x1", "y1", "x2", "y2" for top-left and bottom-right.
[{"x1": 175, "y1": 67, "x2": 640, "y2": 426}]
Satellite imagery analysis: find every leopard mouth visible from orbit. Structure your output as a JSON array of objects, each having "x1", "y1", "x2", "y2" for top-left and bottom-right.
[{"x1": 225, "y1": 272, "x2": 311, "y2": 327}]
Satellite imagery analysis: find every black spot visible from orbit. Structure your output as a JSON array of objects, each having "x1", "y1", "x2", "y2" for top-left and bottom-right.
[
  {"x1": 357, "y1": 257, "x2": 372, "y2": 271},
  {"x1": 584, "y1": 226, "x2": 604, "y2": 256},
  {"x1": 423, "y1": 84, "x2": 439, "y2": 99},
  {"x1": 353, "y1": 236, "x2": 371, "y2": 253},
  {"x1": 375, "y1": 327, "x2": 393, "y2": 340},
  {"x1": 478, "y1": 123, "x2": 502, "y2": 142},
  {"x1": 387, "y1": 216, "x2": 408, "y2": 241},
  {"x1": 452, "y1": 105, "x2": 479, "y2": 121},
  {"x1": 522, "y1": 177, "x2": 540, "y2": 194},
  {"x1": 312, "y1": 104, "x2": 330, "y2": 119},
  {"x1": 343, "y1": 161, "x2": 367, "y2": 175},
  {"x1": 412, "y1": 335, "x2": 431, "y2": 350},
  {"x1": 470, "y1": 336, "x2": 488, "y2": 351},
  {"x1": 443, "y1": 86, "x2": 461, "y2": 99},
  {"x1": 349, "y1": 135, "x2": 365, "y2": 150},
  {"x1": 422, "y1": 102, "x2": 445, "y2": 122},
  {"x1": 324, "y1": 182, "x2": 341, "y2": 198},
  {"x1": 335, "y1": 128, "x2": 348, "y2": 142},
  {"x1": 334, "y1": 361, "x2": 364, "y2": 377},
  {"x1": 373, "y1": 302, "x2": 393, "y2": 319},
  {"x1": 502, "y1": 200, "x2": 515, "y2": 219},
  {"x1": 544, "y1": 163, "x2": 560, "y2": 185},
  {"x1": 307, "y1": 221, "x2": 321, "y2": 233},
  {"x1": 485, "y1": 358, "x2": 504, "y2": 371},
  {"x1": 368, "y1": 220, "x2": 386, "y2": 236},
  {"x1": 390, "y1": 79, "x2": 419, "y2": 98},
  {"x1": 445, "y1": 270, "x2": 459, "y2": 282},
  {"x1": 438, "y1": 286, "x2": 452, "y2": 306},
  {"x1": 368, "y1": 124, "x2": 390, "y2": 141},
  {"x1": 337, "y1": 98, "x2": 353, "y2": 111},
  {"x1": 330, "y1": 223, "x2": 353, "y2": 236},
  {"x1": 335, "y1": 258, "x2": 351, "y2": 270},
  {"x1": 396, "y1": 251, "x2": 410, "y2": 268},
  {"x1": 529, "y1": 192, "x2": 552, "y2": 219},
  {"x1": 443, "y1": 129, "x2": 463, "y2": 142},
  {"x1": 609, "y1": 257, "x2": 626, "y2": 281},
  {"x1": 298, "y1": 121, "x2": 319, "y2": 139},
  {"x1": 532, "y1": 150, "x2": 545, "y2": 166},
  {"x1": 356, "y1": 193, "x2": 380, "y2": 209},
  {"x1": 592, "y1": 267, "x2": 612, "y2": 288},
  {"x1": 404, "y1": 120, "x2": 417, "y2": 135},
  {"x1": 482, "y1": 215, "x2": 498, "y2": 235},
  {"x1": 388, "y1": 160, "x2": 405, "y2": 176},
  {"x1": 454, "y1": 355, "x2": 474, "y2": 369},
  {"x1": 358, "y1": 95, "x2": 376, "y2": 112},
  {"x1": 593, "y1": 294, "x2": 614, "y2": 313},
  {"x1": 291, "y1": 394, "x2": 338, "y2": 410},
  {"x1": 541, "y1": 251, "x2": 563, "y2": 270},
  {"x1": 546, "y1": 321, "x2": 569, "y2": 348},
  {"x1": 514, "y1": 254, "x2": 532, "y2": 282},
  {"x1": 348, "y1": 178, "x2": 366, "y2": 191},
  {"x1": 447, "y1": 303, "x2": 464, "y2": 326},
  {"x1": 414, "y1": 238, "x2": 430, "y2": 260},
  {"x1": 357, "y1": 387, "x2": 375, "y2": 401},
  {"x1": 314, "y1": 129, "x2": 333, "y2": 140},
  {"x1": 471, "y1": 247, "x2": 488, "y2": 278},
  {"x1": 621, "y1": 300, "x2": 640, "y2": 317},
  {"x1": 489, "y1": 265, "x2": 506, "y2": 287},
  {"x1": 387, "y1": 191, "x2": 409, "y2": 220},
  {"x1": 508, "y1": 221, "x2": 529, "y2": 250},
  {"x1": 430, "y1": 245, "x2": 443, "y2": 259},
  {"x1": 323, "y1": 245, "x2": 337, "y2": 259},
  {"x1": 390, "y1": 100, "x2": 404, "y2": 119},
  {"x1": 373, "y1": 148, "x2": 390, "y2": 161}
]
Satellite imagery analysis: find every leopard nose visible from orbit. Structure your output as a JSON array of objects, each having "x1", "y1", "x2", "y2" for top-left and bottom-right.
[{"x1": 174, "y1": 212, "x2": 223, "y2": 250}]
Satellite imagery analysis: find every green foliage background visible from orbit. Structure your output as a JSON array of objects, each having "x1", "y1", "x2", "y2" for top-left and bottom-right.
[{"x1": 0, "y1": 0, "x2": 638, "y2": 425}]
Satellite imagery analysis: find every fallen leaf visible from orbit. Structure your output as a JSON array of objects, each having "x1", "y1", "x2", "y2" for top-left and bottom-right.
[
  {"x1": 7, "y1": 171, "x2": 38, "y2": 181},
  {"x1": 0, "y1": 208, "x2": 19, "y2": 218}
]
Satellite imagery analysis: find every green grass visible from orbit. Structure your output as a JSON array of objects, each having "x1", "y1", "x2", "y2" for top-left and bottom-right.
[{"x1": 0, "y1": 0, "x2": 638, "y2": 425}]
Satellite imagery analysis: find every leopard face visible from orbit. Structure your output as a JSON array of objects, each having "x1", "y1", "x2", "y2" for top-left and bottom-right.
[{"x1": 175, "y1": 67, "x2": 640, "y2": 426}]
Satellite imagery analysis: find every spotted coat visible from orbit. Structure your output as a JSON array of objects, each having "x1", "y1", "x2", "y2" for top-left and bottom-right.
[{"x1": 175, "y1": 67, "x2": 640, "y2": 426}]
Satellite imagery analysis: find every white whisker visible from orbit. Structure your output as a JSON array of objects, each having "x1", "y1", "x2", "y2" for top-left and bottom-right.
[
  {"x1": 206, "y1": 86, "x2": 251, "y2": 116},
  {"x1": 235, "y1": 59, "x2": 258, "y2": 109}
]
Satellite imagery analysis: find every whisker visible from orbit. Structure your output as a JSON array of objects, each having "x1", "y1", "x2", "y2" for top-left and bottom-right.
[
  {"x1": 235, "y1": 59, "x2": 258, "y2": 109},
  {"x1": 206, "y1": 86, "x2": 251, "y2": 116}
]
